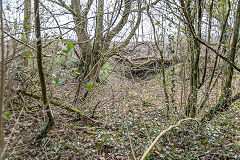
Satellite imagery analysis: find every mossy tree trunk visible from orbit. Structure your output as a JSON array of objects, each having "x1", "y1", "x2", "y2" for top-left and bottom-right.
[
  {"x1": 23, "y1": 0, "x2": 31, "y2": 67},
  {"x1": 23, "y1": 0, "x2": 31, "y2": 40},
  {"x1": 180, "y1": 0, "x2": 202, "y2": 118},
  {"x1": 199, "y1": 0, "x2": 230, "y2": 112},
  {"x1": 203, "y1": 0, "x2": 240, "y2": 121}
]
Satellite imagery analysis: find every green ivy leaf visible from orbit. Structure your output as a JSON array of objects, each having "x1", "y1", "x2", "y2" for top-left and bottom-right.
[
  {"x1": 62, "y1": 49, "x2": 69, "y2": 53},
  {"x1": 61, "y1": 41, "x2": 74, "y2": 53},
  {"x1": 26, "y1": 51, "x2": 32, "y2": 57},
  {"x1": 87, "y1": 81, "x2": 93, "y2": 89},
  {"x1": 5, "y1": 111, "x2": 13, "y2": 121},
  {"x1": 67, "y1": 41, "x2": 74, "y2": 52},
  {"x1": 21, "y1": 34, "x2": 25, "y2": 41},
  {"x1": 27, "y1": 25, "x2": 32, "y2": 29},
  {"x1": 53, "y1": 77, "x2": 64, "y2": 86},
  {"x1": 83, "y1": 81, "x2": 94, "y2": 90}
]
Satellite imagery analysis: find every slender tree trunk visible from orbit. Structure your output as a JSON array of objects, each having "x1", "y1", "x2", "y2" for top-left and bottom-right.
[
  {"x1": 0, "y1": 0, "x2": 4, "y2": 157},
  {"x1": 203, "y1": 0, "x2": 240, "y2": 121},
  {"x1": 147, "y1": 6, "x2": 170, "y2": 116},
  {"x1": 23, "y1": 0, "x2": 31, "y2": 67},
  {"x1": 89, "y1": 0, "x2": 104, "y2": 82},
  {"x1": 199, "y1": 0, "x2": 230, "y2": 112},
  {"x1": 181, "y1": 0, "x2": 202, "y2": 118},
  {"x1": 34, "y1": 0, "x2": 54, "y2": 139},
  {"x1": 24, "y1": 0, "x2": 31, "y2": 40},
  {"x1": 12, "y1": 21, "x2": 18, "y2": 57},
  {"x1": 199, "y1": 0, "x2": 214, "y2": 88}
]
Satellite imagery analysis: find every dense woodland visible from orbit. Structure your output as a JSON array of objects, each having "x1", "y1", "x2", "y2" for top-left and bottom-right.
[{"x1": 0, "y1": 0, "x2": 240, "y2": 159}]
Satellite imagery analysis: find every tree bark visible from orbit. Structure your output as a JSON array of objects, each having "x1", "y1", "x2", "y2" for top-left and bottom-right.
[
  {"x1": 24, "y1": 0, "x2": 31, "y2": 40},
  {"x1": 0, "y1": 0, "x2": 5, "y2": 157},
  {"x1": 23, "y1": 0, "x2": 31, "y2": 67},
  {"x1": 34, "y1": 0, "x2": 54, "y2": 139},
  {"x1": 203, "y1": 0, "x2": 240, "y2": 121},
  {"x1": 198, "y1": 0, "x2": 230, "y2": 112},
  {"x1": 180, "y1": 0, "x2": 202, "y2": 118},
  {"x1": 147, "y1": 5, "x2": 170, "y2": 116}
]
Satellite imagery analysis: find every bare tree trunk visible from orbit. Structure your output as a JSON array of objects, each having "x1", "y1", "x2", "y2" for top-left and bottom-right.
[
  {"x1": 180, "y1": 0, "x2": 202, "y2": 118},
  {"x1": 199, "y1": 0, "x2": 214, "y2": 88},
  {"x1": 34, "y1": 0, "x2": 54, "y2": 140},
  {"x1": 90, "y1": 0, "x2": 104, "y2": 82},
  {"x1": 71, "y1": 0, "x2": 135, "y2": 82},
  {"x1": 181, "y1": 0, "x2": 202, "y2": 118},
  {"x1": 147, "y1": 6, "x2": 170, "y2": 116},
  {"x1": 24, "y1": 0, "x2": 31, "y2": 40},
  {"x1": 23, "y1": 0, "x2": 31, "y2": 67},
  {"x1": 199, "y1": 0, "x2": 230, "y2": 112},
  {"x1": 71, "y1": 0, "x2": 141, "y2": 103},
  {"x1": 202, "y1": 0, "x2": 240, "y2": 121},
  {"x1": 12, "y1": 21, "x2": 18, "y2": 57},
  {"x1": 0, "y1": 0, "x2": 4, "y2": 157}
]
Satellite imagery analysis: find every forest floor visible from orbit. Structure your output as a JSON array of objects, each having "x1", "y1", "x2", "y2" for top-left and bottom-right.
[{"x1": 4, "y1": 58, "x2": 240, "y2": 160}]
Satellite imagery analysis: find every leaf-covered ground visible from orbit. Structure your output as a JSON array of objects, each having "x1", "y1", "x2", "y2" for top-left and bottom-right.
[{"x1": 4, "y1": 58, "x2": 240, "y2": 159}]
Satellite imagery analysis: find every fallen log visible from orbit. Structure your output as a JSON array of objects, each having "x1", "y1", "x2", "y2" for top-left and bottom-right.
[
  {"x1": 18, "y1": 90, "x2": 103, "y2": 125},
  {"x1": 114, "y1": 55, "x2": 176, "y2": 78}
]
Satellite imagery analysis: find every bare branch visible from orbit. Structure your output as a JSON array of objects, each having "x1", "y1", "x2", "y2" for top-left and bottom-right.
[{"x1": 140, "y1": 118, "x2": 199, "y2": 160}]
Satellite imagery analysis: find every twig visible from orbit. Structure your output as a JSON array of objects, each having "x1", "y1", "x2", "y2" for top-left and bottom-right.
[
  {"x1": 91, "y1": 100, "x2": 102, "y2": 118},
  {"x1": 3, "y1": 30, "x2": 36, "y2": 51}
]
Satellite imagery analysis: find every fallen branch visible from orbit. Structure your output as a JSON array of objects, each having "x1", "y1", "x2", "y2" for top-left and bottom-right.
[
  {"x1": 18, "y1": 90, "x2": 103, "y2": 125},
  {"x1": 140, "y1": 118, "x2": 199, "y2": 160}
]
